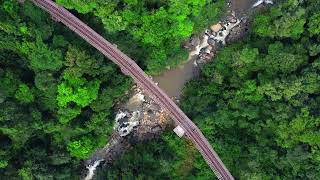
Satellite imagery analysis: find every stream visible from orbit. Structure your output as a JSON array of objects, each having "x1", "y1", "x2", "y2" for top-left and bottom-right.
[
  {"x1": 153, "y1": 56, "x2": 199, "y2": 97},
  {"x1": 153, "y1": 0, "x2": 256, "y2": 98},
  {"x1": 232, "y1": 0, "x2": 257, "y2": 15}
]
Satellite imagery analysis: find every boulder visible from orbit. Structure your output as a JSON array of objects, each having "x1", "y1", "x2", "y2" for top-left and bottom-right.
[{"x1": 210, "y1": 23, "x2": 222, "y2": 32}]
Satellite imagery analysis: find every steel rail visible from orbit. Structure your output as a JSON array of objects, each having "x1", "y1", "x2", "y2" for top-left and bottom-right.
[{"x1": 31, "y1": 0, "x2": 234, "y2": 179}]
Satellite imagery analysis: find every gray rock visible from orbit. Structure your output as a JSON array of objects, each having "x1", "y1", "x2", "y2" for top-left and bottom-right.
[{"x1": 190, "y1": 36, "x2": 201, "y2": 47}]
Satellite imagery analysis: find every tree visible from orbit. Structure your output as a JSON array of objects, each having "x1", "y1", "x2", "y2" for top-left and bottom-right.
[
  {"x1": 15, "y1": 84, "x2": 34, "y2": 104},
  {"x1": 56, "y1": 0, "x2": 97, "y2": 14},
  {"x1": 18, "y1": 167, "x2": 33, "y2": 180},
  {"x1": 0, "y1": 70, "x2": 19, "y2": 100},
  {"x1": 253, "y1": 5, "x2": 306, "y2": 39},
  {"x1": 257, "y1": 42, "x2": 307, "y2": 75},
  {"x1": 56, "y1": 71, "x2": 100, "y2": 124},
  {"x1": 67, "y1": 137, "x2": 95, "y2": 159},
  {"x1": 56, "y1": 0, "x2": 225, "y2": 74},
  {"x1": 19, "y1": 37, "x2": 63, "y2": 72},
  {"x1": 0, "y1": 160, "x2": 8, "y2": 169},
  {"x1": 308, "y1": 13, "x2": 320, "y2": 36},
  {"x1": 0, "y1": 2, "x2": 130, "y2": 178},
  {"x1": 177, "y1": 2, "x2": 320, "y2": 178}
]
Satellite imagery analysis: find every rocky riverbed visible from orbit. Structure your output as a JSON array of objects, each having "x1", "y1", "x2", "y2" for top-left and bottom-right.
[
  {"x1": 83, "y1": 86, "x2": 171, "y2": 179},
  {"x1": 185, "y1": 11, "x2": 249, "y2": 65},
  {"x1": 83, "y1": 1, "x2": 273, "y2": 179}
]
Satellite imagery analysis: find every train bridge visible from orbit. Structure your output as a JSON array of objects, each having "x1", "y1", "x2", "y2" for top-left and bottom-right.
[{"x1": 31, "y1": 1, "x2": 234, "y2": 179}]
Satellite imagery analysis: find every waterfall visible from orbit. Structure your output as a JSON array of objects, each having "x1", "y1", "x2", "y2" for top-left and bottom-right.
[{"x1": 84, "y1": 159, "x2": 104, "y2": 180}]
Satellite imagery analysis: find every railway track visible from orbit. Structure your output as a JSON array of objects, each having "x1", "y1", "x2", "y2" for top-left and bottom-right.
[{"x1": 31, "y1": 0, "x2": 234, "y2": 179}]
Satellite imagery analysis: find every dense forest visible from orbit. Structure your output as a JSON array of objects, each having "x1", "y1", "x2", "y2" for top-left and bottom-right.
[
  {"x1": 0, "y1": 0, "x2": 134, "y2": 178},
  {"x1": 180, "y1": 0, "x2": 320, "y2": 178},
  {"x1": 99, "y1": 0, "x2": 320, "y2": 179},
  {"x1": 1, "y1": 0, "x2": 320, "y2": 179},
  {"x1": 56, "y1": 0, "x2": 224, "y2": 75},
  {"x1": 0, "y1": 0, "x2": 224, "y2": 179}
]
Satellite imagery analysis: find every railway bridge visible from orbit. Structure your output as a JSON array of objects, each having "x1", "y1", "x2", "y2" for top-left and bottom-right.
[{"x1": 31, "y1": 1, "x2": 234, "y2": 179}]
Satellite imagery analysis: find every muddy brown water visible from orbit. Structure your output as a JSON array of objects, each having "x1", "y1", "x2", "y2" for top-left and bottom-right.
[
  {"x1": 232, "y1": 0, "x2": 257, "y2": 15},
  {"x1": 153, "y1": 0, "x2": 256, "y2": 98},
  {"x1": 154, "y1": 57, "x2": 199, "y2": 97}
]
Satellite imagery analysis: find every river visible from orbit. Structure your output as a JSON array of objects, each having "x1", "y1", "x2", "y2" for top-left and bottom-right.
[
  {"x1": 153, "y1": 56, "x2": 199, "y2": 97},
  {"x1": 232, "y1": 0, "x2": 257, "y2": 15},
  {"x1": 154, "y1": 0, "x2": 256, "y2": 98}
]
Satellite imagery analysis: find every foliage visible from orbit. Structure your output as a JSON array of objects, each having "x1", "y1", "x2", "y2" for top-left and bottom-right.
[
  {"x1": 56, "y1": 0, "x2": 96, "y2": 14},
  {"x1": 18, "y1": 167, "x2": 33, "y2": 180},
  {"x1": 96, "y1": 133, "x2": 199, "y2": 179},
  {"x1": 308, "y1": 13, "x2": 320, "y2": 36},
  {"x1": 67, "y1": 138, "x2": 96, "y2": 159},
  {"x1": 56, "y1": 72, "x2": 100, "y2": 124},
  {"x1": 56, "y1": 0, "x2": 225, "y2": 74},
  {"x1": 93, "y1": 0, "x2": 320, "y2": 178},
  {"x1": 4, "y1": 0, "x2": 319, "y2": 179},
  {"x1": 0, "y1": 160, "x2": 8, "y2": 169},
  {"x1": 20, "y1": 37, "x2": 64, "y2": 71},
  {"x1": 253, "y1": 2, "x2": 306, "y2": 39},
  {"x1": 15, "y1": 84, "x2": 34, "y2": 104},
  {"x1": 0, "y1": 70, "x2": 19, "y2": 100},
  {"x1": 172, "y1": 1, "x2": 320, "y2": 179},
  {"x1": 0, "y1": 1, "x2": 130, "y2": 178}
]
